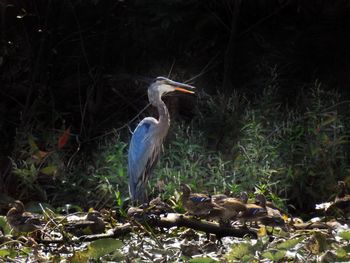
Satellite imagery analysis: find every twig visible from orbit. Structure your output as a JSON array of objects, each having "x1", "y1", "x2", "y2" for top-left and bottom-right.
[{"x1": 185, "y1": 51, "x2": 221, "y2": 84}]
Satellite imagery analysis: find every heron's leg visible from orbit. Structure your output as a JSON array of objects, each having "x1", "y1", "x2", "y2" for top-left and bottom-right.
[{"x1": 143, "y1": 188, "x2": 149, "y2": 203}]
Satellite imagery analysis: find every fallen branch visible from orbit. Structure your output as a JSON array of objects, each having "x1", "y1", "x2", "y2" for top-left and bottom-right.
[
  {"x1": 38, "y1": 212, "x2": 257, "y2": 244},
  {"x1": 293, "y1": 222, "x2": 330, "y2": 230},
  {"x1": 148, "y1": 213, "x2": 257, "y2": 238},
  {"x1": 78, "y1": 223, "x2": 133, "y2": 242},
  {"x1": 39, "y1": 223, "x2": 133, "y2": 244}
]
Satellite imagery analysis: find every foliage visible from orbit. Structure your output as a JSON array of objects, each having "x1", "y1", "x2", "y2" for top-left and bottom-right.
[
  {"x1": 224, "y1": 230, "x2": 350, "y2": 262},
  {"x1": 70, "y1": 238, "x2": 123, "y2": 262},
  {"x1": 6, "y1": 64, "x2": 350, "y2": 215},
  {"x1": 194, "y1": 77, "x2": 349, "y2": 212},
  {"x1": 9, "y1": 124, "x2": 127, "y2": 209},
  {"x1": 144, "y1": 74, "x2": 350, "y2": 214},
  {"x1": 152, "y1": 123, "x2": 235, "y2": 199}
]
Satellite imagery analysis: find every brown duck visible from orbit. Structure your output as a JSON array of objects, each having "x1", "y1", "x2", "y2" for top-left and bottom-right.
[
  {"x1": 238, "y1": 194, "x2": 267, "y2": 227},
  {"x1": 86, "y1": 210, "x2": 105, "y2": 234},
  {"x1": 148, "y1": 197, "x2": 174, "y2": 215},
  {"x1": 326, "y1": 181, "x2": 350, "y2": 218},
  {"x1": 255, "y1": 194, "x2": 288, "y2": 231},
  {"x1": 6, "y1": 200, "x2": 42, "y2": 233},
  {"x1": 210, "y1": 197, "x2": 247, "y2": 224},
  {"x1": 211, "y1": 194, "x2": 228, "y2": 203},
  {"x1": 180, "y1": 183, "x2": 217, "y2": 217}
]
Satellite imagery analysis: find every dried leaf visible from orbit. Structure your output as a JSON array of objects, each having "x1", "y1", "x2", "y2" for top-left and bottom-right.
[{"x1": 58, "y1": 127, "x2": 71, "y2": 149}]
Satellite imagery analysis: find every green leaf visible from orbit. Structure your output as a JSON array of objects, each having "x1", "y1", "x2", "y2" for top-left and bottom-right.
[
  {"x1": 337, "y1": 245, "x2": 350, "y2": 258},
  {"x1": 70, "y1": 239, "x2": 123, "y2": 263},
  {"x1": 107, "y1": 250, "x2": 125, "y2": 262},
  {"x1": 0, "y1": 249, "x2": 11, "y2": 257},
  {"x1": 70, "y1": 251, "x2": 89, "y2": 263},
  {"x1": 226, "y1": 243, "x2": 254, "y2": 262},
  {"x1": 189, "y1": 257, "x2": 218, "y2": 263},
  {"x1": 40, "y1": 165, "x2": 57, "y2": 175},
  {"x1": 88, "y1": 238, "x2": 123, "y2": 259},
  {"x1": 0, "y1": 216, "x2": 12, "y2": 235},
  {"x1": 339, "y1": 231, "x2": 350, "y2": 240},
  {"x1": 276, "y1": 238, "x2": 303, "y2": 250},
  {"x1": 0, "y1": 248, "x2": 17, "y2": 259},
  {"x1": 262, "y1": 249, "x2": 286, "y2": 261}
]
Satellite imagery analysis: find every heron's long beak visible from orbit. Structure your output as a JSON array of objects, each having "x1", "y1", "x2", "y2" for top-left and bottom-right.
[
  {"x1": 167, "y1": 79, "x2": 195, "y2": 94},
  {"x1": 175, "y1": 87, "x2": 195, "y2": 94}
]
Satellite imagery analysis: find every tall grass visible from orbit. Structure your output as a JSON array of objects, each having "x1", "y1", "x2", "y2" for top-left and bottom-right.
[
  {"x1": 151, "y1": 80, "x2": 350, "y2": 213},
  {"x1": 8, "y1": 75, "x2": 350, "y2": 214}
]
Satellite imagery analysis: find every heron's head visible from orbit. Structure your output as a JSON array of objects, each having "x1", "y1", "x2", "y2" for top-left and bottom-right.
[{"x1": 148, "y1": 76, "x2": 195, "y2": 105}]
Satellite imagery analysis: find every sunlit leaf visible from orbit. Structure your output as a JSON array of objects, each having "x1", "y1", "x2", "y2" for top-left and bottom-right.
[
  {"x1": 0, "y1": 249, "x2": 11, "y2": 257},
  {"x1": 276, "y1": 238, "x2": 303, "y2": 250},
  {"x1": 306, "y1": 232, "x2": 329, "y2": 254},
  {"x1": 337, "y1": 245, "x2": 350, "y2": 258},
  {"x1": 70, "y1": 239, "x2": 122, "y2": 263},
  {"x1": 257, "y1": 226, "x2": 267, "y2": 237},
  {"x1": 0, "y1": 247, "x2": 17, "y2": 259},
  {"x1": 88, "y1": 238, "x2": 123, "y2": 259},
  {"x1": 70, "y1": 251, "x2": 89, "y2": 263},
  {"x1": 19, "y1": 246, "x2": 33, "y2": 256},
  {"x1": 107, "y1": 250, "x2": 125, "y2": 262},
  {"x1": 226, "y1": 243, "x2": 254, "y2": 262},
  {"x1": 262, "y1": 250, "x2": 286, "y2": 261},
  {"x1": 0, "y1": 216, "x2": 12, "y2": 235},
  {"x1": 40, "y1": 165, "x2": 57, "y2": 175},
  {"x1": 339, "y1": 231, "x2": 350, "y2": 241},
  {"x1": 58, "y1": 127, "x2": 71, "y2": 149},
  {"x1": 189, "y1": 257, "x2": 218, "y2": 263}
]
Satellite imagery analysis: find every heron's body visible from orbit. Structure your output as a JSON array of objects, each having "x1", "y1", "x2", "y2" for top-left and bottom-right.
[
  {"x1": 128, "y1": 117, "x2": 167, "y2": 202},
  {"x1": 128, "y1": 77, "x2": 195, "y2": 203}
]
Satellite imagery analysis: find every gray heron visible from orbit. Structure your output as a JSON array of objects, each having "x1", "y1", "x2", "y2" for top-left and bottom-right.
[{"x1": 128, "y1": 77, "x2": 195, "y2": 203}]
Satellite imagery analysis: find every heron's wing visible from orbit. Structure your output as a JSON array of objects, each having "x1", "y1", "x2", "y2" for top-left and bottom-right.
[{"x1": 128, "y1": 118, "x2": 159, "y2": 200}]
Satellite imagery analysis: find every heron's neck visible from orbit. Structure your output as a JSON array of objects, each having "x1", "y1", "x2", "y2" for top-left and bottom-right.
[{"x1": 156, "y1": 99, "x2": 170, "y2": 131}]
